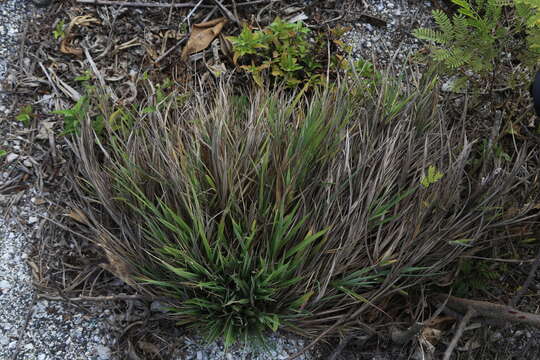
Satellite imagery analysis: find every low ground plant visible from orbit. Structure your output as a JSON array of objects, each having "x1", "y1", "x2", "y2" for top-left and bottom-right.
[
  {"x1": 228, "y1": 18, "x2": 349, "y2": 87},
  {"x1": 71, "y1": 74, "x2": 535, "y2": 346},
  {"x1": 413, "y1": 0, "x2": 539, "y2": 91}
]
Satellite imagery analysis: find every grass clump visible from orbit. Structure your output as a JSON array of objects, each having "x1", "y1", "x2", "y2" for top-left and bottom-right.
[{"x1": 73, "y1": 75, "x2": 535, "y2": 346}]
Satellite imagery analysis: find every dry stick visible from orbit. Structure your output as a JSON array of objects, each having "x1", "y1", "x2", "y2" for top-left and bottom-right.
[
  {"x1": 434, "y1": 294, "x2": 540, "y2": 328},
  {"x1": 38, "y1": 293, "x2": 148, "y2": 302},
  {"x1": 511, "y1": 244, "x2": 540, "y2": 307},
  {"x1": 212, "y1": 0, "x2": 240, "y2": 25},
  {"x1": 443, "y1": 308, "x2": 476, "y2": 360},
  {"x1": 391, "y1": 295, "x2": 451, "y2": 345},
  {"x1": 154, "y1": 0, "x2": 203, "y2": 63},
  {"x1": 155, "y1": 35, "x2": 189, "y2": 63},
  {"x1": 76, "y1": 0, "x2": 270, "y2": 8}
]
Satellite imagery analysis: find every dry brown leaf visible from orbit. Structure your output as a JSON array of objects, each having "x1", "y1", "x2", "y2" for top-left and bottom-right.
[
  {"x1": 137, "y1": 341, "x2": 160, "y2": 356},
  {"x1": 421, "y1": 327, "x2": 442, "y2": 345},
  {"x1": 36, "y1": 120, "x2": 55, "y2": 140},
  {"x1": 207, "y1": 63, "x2": 227, "y2": 77},
  {"x1": 181, "y1": 17, "x2": 227, "y2": 60},
  {"x1": 60, "y1": 36, "x2": 83, "y2": 56},
  {"x1": 219, "y1": 32, "x2": 233, "y2": 58},
  {"x1": 65, "y1": 208, "x2": 89, "y2": 224},
  {"x1": 59, "y1": 15, "x2": 100, "y2": 57},
  {"x1": 100, "y1": 247, "x2": 134, "y2": 286}
]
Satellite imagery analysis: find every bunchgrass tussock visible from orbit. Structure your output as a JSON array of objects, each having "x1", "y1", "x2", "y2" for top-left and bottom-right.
[{"x1": 73, "y1": 74, "x2": 536, "y2": 346}]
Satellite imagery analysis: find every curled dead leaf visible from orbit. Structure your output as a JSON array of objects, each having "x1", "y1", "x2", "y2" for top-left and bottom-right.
[
  {"x1": 421, "y1": 327, "x2": 442, "y2": 345},
  {"x1": 219, "y1": 32, "x2": 233, "y2": 58},
  {"x1": 60, "y1": 36, "x2": 83, "y2": 56},
  {"x1": 181, "y1": 17, "x2": 227, "y2": 60},
  {"x1": 207, "y1": 63, "x2": 227, "y2": 77},
  {"x1": 59, "y1": 15, "x2": 101, "y2": 57},
  {"x1": 36, "y1": 120, "x2": 55, "y2": 140}
]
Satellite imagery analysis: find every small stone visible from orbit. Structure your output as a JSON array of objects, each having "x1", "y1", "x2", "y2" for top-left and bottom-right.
[
  {"x1": 0, "y1": 279, "x2": 11, "y2": 291},
  {"x1": 150, "y1": 301, "x2": 168, "y2": 313},
  {"x1": 0, "y1": 335, "x2": 9, "y2": 346},
  {"x1": 28, "y1": 216, "x2": 39, "y2": 224},
  {"x1": 37, "y1": 354, "x2": 46, "y2": 360},
  {"x1": 24, "y1": 343, "x2": 34, "y2": 351},
  {"x1": 23, "y1": 159, "x2": 32, "y2": 167},
  {"x1": 5, "y1": 153, "x2": 18, "y2": 163},
  {"x1": 96, "y1": 345, "x2": 111, "y2": 359}
]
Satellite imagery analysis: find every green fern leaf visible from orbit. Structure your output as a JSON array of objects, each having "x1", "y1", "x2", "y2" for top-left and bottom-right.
[
  {"x1": 432, "y1": 10, "x2": 454, "y2": 41},
  {"x1": 412, "y1": 28, "x2": 448, "y2": 44}
]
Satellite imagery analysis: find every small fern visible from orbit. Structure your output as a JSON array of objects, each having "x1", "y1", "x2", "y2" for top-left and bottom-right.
[
  {"x1": 515, "y1": 0, "x2": 540, "y2": 54},
  {"x1": 413, "y1": 0, "x2": 507, "y2": 76}
]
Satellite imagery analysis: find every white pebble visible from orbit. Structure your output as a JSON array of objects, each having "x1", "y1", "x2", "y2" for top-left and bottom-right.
[
  {"x1": 5, "y1": 153, "x2": 18, "y2": 163},
  {"x1": 0, "y1": 279, "x2": 11, "y2": 290}
]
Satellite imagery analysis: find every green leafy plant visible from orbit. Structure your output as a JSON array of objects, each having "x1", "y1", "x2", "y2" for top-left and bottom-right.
[
  {"x1": 74, "y1": 70, "x2": 92, "y2": 82},
  {"x1": 413, "y1": 0, "x2": 509, "y2": 74},
  {"x1": 454, "y1": 259, "x2": 503, "y2": 296},
  {"x1": 515, "y1": 0, "x2": 540, "y2": 52},
  {"x1": 0, "y1": 150, "x2": 7, "y2": 158},
  {"x1": 53, "y1": 19, "x2": 65, "y2": 40},
  {"x1": 16, "y1": 105, "x2": 34, "y2": 126},
  {"x1": 421, "y1": 165, "x2": 445, "y2": 188},
  {"x1": 414, "y1": 0, "x2": 540, "y2": 90},
  {"x1": 229, "y1": 18, "x2": 347, "y2": 87},
  {"x1": 53, "y1": 96, "x2": 89, "y2": 135}
]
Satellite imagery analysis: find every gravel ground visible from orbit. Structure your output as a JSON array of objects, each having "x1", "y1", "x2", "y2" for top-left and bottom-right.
[
  {"x1": 0, "y1": 1, "x2": 114, "y2": 359},
  {"x1": 342, "y1": 0, "x2": 435, "y2": 65}
]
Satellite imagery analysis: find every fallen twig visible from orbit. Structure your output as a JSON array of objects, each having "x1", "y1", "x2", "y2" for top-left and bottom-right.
[
  {"x1": 511, "y1": 243, "x2": 540, "y2": 307},
  {"x1": 443, "y1": 308, "x2": 475, "y2": 360},
  {"x1": 435, "y1": 294, "x2": 540, "y2": 328},
  {"x1": 390, "y1": 295, "x2": 450, "y2": 345},
  {"x1": 38, "y1": 293, "x2": 147, "y2": 302},
  {"x1": 212, "y1": 0, "x2": 241, "y2": 26},
  {"x1": 76, "y1": 0, "x2": 270, "y2": 9},
  {"x1": 155, "y1": 35, "x2": 189, "y2": 63}
]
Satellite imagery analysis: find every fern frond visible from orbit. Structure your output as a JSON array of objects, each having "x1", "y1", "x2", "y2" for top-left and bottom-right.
[
  {"x1": 453, "y1": 14, "x2": 469, "y2": 41},
  {"x1": 433, "y1": 47, "x2": 469, "y2": 68},
  {"x1": 432, "y1": 10, "x2": 454, "y2": 40},
  {"x1": 412, "y1": 28, "x2": 448, "y2": 44},
  {"x1": 489, "y1": 0, "x2": 513, "y2": 6}
]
